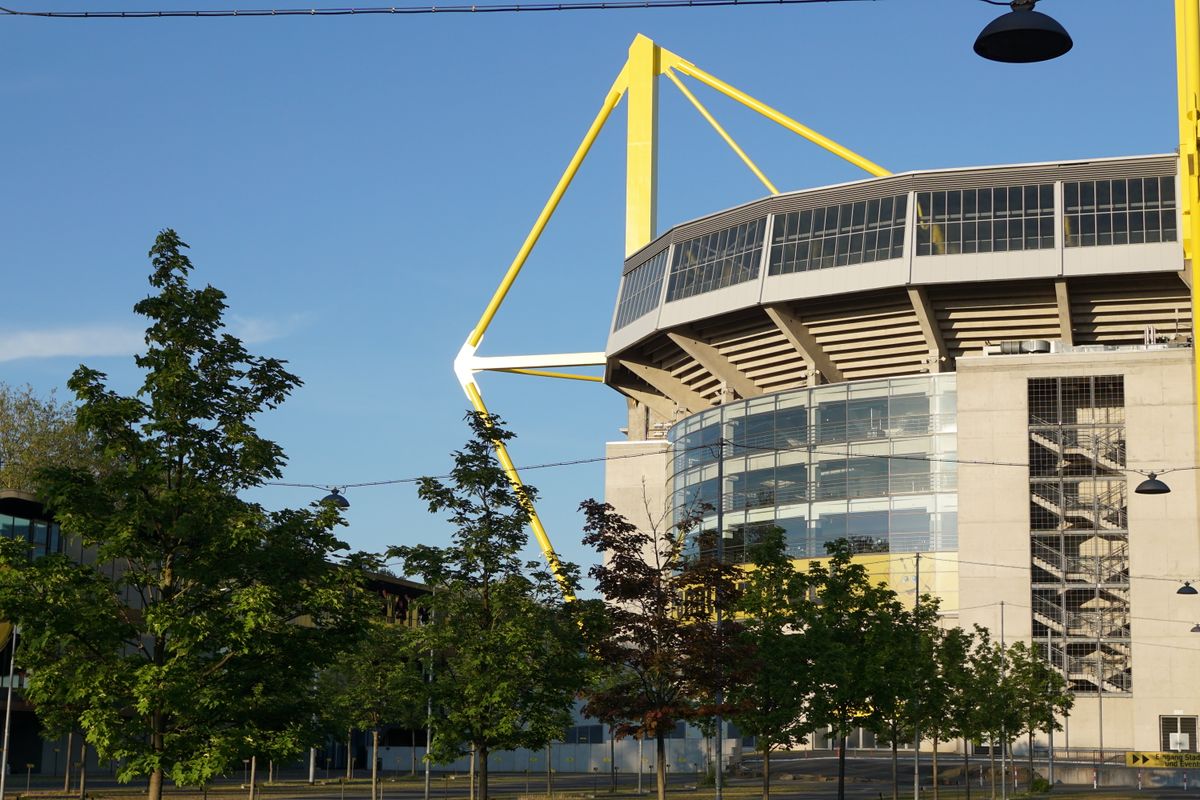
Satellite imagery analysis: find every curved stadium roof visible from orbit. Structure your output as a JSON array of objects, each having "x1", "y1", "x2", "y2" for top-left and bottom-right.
[{"x1": 605, "y1": 153, "x2": 1191, "y2": 420}]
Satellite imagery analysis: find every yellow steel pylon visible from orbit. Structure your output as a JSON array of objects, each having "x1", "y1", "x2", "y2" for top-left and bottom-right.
[{"x1": 454, "y1": 34, "x2": 890, "y2": 593}]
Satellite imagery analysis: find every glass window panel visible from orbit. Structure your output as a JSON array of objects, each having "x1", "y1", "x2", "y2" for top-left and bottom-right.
[
  {"x1": 666, "y1": 219, "x2": 764, "y2": 302},
  {"x1": 916, "y1": 183, "x2": 1053, "y2": 256}
]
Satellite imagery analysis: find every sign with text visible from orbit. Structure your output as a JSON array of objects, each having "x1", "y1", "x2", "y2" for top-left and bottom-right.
[{"x1": 1127, "y1": 751, "x2": 1200, "y2": 768}]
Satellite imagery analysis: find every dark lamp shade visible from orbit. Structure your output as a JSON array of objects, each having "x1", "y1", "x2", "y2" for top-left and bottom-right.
[
  {"x1": 1180, "y1": 582, "x2": 1199, "y2": 596},
  {"x1": 1135, "y1": 473, "x2": 1171, "y2": 495},
  {"x1": 1191, "y1": 623, "x2": 1200, "y2": 634},
  {"x1": 974, "y1": 8, "x2": 1073, "y2": 64},
  {"x1": 321, "y1": 488, "x2": 350, "y2": 509}
]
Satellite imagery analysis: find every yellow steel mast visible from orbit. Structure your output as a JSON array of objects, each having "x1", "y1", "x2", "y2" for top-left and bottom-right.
[{"x1": 456, "y1": 34, "x2": 889, "y2": 591}]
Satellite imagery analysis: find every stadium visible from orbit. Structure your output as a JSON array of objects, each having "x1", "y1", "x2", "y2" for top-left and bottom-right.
[{"x1": 601, "y1": 151, "x2": 1199, "y2": 758}]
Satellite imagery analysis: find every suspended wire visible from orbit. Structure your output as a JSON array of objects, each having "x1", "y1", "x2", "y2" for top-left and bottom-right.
[
  {"x1": 262, "y1": 433, "x2": 1200, "y2": 494},
  {"x1": 0, "y1": 0, "x2": 876, "y2": 18},
  {"x1": 920, "y1": 553, "x2": 1198, "y2": 590}
]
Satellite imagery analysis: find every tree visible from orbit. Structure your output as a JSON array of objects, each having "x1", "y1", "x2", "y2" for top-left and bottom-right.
[
  {"x1": 863, "y1": 592, "x2": 938, "y2": 800},
  {"x1": 580, "y1": 500, "x2": 741, "y2": 800},
  {"x1": 0, "y1": 230, "x2": 371, "y2": 800},
  {"x1": 803, "y1": 540, "x2": 900, "y2": 800},
  {"x1": 1006, "y1": 641, "x2": 1073, "y2": 781},
  {"x1": 968, "y1": 629, "x2": 1013, "y2": 800},
  {"x1": 0, "y1": 383, "x2": 98, "y2": 493},
  {"x1": 926, "y1": 624, "x2": 974, "y2": 800},
  {"x1": 320, "y1": 615, "x2": 426, "y2": 800},
  {"x1": 944, "y1": 625, "x2": 997, "y2": 800},
  {"x1": 727, "y1": 528, "x2": 811, "y2": 800},
  {"x1": 391, "y1": 412, "x2": 589, "y2": 800}
]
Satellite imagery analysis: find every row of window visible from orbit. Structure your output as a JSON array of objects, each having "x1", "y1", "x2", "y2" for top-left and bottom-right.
[
  {"x1": 0, "y1": 515, "x2": 62, "y2": 559},
  {"x1": 613, "y1": 177, "x2": 1177, "y2": 330},
  {"x1": 685, "y1": 508, "x2": 959, "y2": 562},
  {"x1": 673, "y1": 457, "x2": 952, "y2": 512},
  {"x1": 672, "y1": 397, "x2": 946, "y2": 474},
  {"x1": 768, "y1": 195, "x2": 908, "y2": 274},
  {"x1": 664, "y1": 218, "x2": 765, "y2": 303}
]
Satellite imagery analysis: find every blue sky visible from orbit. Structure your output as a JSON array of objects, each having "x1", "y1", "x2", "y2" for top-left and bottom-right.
[{"x1": 0, "y1": 0, "x2": 1180, "y2": 583}]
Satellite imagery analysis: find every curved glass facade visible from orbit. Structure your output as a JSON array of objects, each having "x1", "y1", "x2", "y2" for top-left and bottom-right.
[{"x1": 668, "y1": 374, "x2": 958, "y2": 563}]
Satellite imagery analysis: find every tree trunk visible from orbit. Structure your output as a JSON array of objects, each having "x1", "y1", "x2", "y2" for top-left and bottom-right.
[
  {"x1": 546, "y1": 743, "x2": 552, "y2": 799},
  {"x1": 469, "y1": 745, "x2": 476, "y2": 800},
  {"x1": 656, "y1": 730, "x2": 667, "y2": 800},
  {"x1": 249, "y1": 755, "x2": 257, "y2": 800},
  {"x1": 78, "y1": 743, "x2": 87, "y2": 800},
  {"x1": 836, "y1": 731, "x2": 847, "y2": 800},
  {"x1": 347, "y1": 730, "x2": 354, "y2": 780},
  {"x1": 964, "y1": 745, "x2": 971, "y2": 800},
  {"x1": 988, "y1": 739, "x2": 995, "y2": 800},
  {"x1": 148, "y1": 766, "x2": 163, "y2": 800},
  {"x1": 760, "y1": 743, "x2": 770, "y2": 800},
  {"x1": 890, "y1": 722, "x2": 899, "y2": 800},
  {"x1": 479, "y1": 745, "x2": 489, "y2": 800},
  {"x1": 64, "y1": 730, "x2": 74, "y2": 794},
  {"x1": 372, "y1": 729, "x2": 380, "y2": 800},
  {"x1": 931, "y1": 735, "x2": 939, "y2": 800},
  {"x1": 1028, "y1": 731, "x2": 1034, "y2": 784}
]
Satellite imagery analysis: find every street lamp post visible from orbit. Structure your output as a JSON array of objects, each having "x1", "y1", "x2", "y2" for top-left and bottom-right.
[{"x1": 0, "y1": 626, "x2": 19, "y2": 800}]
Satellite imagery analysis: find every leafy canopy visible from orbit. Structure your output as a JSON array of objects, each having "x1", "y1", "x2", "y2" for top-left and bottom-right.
[{"x1": 0, "y1": 230, "x2": 371, "y2": 797}]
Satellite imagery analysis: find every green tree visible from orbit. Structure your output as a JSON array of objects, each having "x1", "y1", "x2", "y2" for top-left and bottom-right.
[
  {"x1": 0, "y1": 230, "x2": 371, "y2": 800},
  {"x1": 863, "y1": 592, "x2": 938, "y2": 800},
  {"x1": 1006, "y1": 640, "x2": 1073, "y2": 781},
  {"x1": 803, "y1": 540, "x2": 900, "y2": 800},
  {"x1": 727, "y1": 528, "x2": 811, "y2": 800},
  {"x1": 0, "y1": 383, "x2": 97, "y2": 493},
  {"x1": 320, "y1": 615, "x2": 426, "y2": 800},
  {"x1": 969, "y1": 629, "x2": 1013, "y2": 800},
  {"x1": 391, "y1": 413, "x2": 589, "y2": 800},
  {"x1": 579, "y1": 500, "x2": 741, "y2": 800},
  {"x1": 945, "y1": 625, "x2": 997, "y2": 800},
  {"x1": 926, "y1": 624, "x2": 974, "y2": 800}
]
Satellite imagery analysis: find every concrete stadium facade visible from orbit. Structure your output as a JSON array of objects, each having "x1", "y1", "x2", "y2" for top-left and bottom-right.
[{"x1": 602, "y1": 153, "x2": 1200, "y2": 757}]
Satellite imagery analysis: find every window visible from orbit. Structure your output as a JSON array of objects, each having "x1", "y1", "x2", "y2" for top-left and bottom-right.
[
  {"x1": 916, "y1": 184, "x2": 1054, "y2": 255},
  {"x1": 1161, "y1": 716, "x2": 1198, "y2": 752},
  {"x1": 768, "y1": 194, "x2": 907, "y2": 274},
  {"x1": 665, "y1": 219, "x2": 765, "y2": 302},
  {"x1": 1064, "y1": 176, "x2": 1176, "y2": 247},
  {"x1": 614, "y1": 249, "x2": 668, "y2": 330}
]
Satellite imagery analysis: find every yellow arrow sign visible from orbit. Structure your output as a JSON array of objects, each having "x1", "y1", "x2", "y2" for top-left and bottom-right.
[{"x1": 1126, "y1": 752, "x2": 1200, "y2": 768}]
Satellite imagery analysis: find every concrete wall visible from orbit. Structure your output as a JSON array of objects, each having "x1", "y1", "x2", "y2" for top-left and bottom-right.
[
  {"x1": 957, "y1": 346, "x2": 1200, "y2": 754},
  {"x1": 603, "y1": 440, "x2": 670, "y2": 551}
]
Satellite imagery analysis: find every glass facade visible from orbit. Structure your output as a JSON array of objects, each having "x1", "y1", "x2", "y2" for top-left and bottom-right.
[
  {"x1": 1064, "y1": 177, "x2": 1177, "y2": 248},
  {"x1": 668, "y1": 374, "x2": 957, "y2": 563},
  {"x1": 0, "y1": 513, "x2": 62, "y2": 559},
  {"x1": 614, "y1": 249, "x2": 668, "y2": 331},
  {"x1": 768, "y1": 194, "x2": 907, "y2": 274},
  {"x1": 915, "y1": 184, "x2": 1055, "y2": 256},
  {"x1": 665, "y1": 219, "x2": 765, "y2": 302}
]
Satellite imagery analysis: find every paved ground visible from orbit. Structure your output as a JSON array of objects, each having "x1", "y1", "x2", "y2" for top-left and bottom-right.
[{"x1": 13, "y1": 756, "x2": 1196, "y2": 799}]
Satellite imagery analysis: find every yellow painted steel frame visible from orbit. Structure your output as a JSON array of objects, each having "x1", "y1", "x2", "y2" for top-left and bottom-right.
[
  {"x1": 456, "y1": 34, "x2": 890, "y2": 593},
  {"x1": 1178, "y1": 0, "x2": 1200, "y2": 464}
]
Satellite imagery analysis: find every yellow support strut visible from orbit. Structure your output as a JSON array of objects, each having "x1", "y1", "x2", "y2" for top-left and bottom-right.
[
  {"x1": 458, "y1": 35, "x2": 892, "y2": 595},
  {"x1": 670, "y1": 56, "x2": 891, "y2": 179},
  {"x1": 467, "y1": 65, "x2": 629, "y2": 349},
  {"x1": 1177, "y1": 0, "x2": 1200, "y2": 465},
  {"x1": 664, "y1": 68, "x2": 779, "y2": 196}
]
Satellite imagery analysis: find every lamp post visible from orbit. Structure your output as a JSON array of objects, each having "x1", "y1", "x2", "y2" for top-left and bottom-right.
[{"x1": 0, "y1": 626, "x2": 19, "y2": 800}]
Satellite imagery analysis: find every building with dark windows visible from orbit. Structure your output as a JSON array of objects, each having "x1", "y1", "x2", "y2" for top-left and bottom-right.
[{"x1": 602, "y1": 153, "x2": 1199, "y2": 757}]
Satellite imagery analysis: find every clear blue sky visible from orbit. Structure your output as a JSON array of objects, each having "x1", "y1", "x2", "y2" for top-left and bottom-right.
[{"x1": 0, "y1": 0, "x2": 1179, "y2": 583}]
